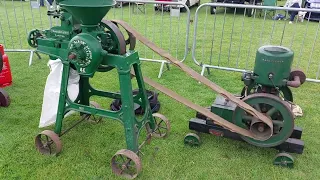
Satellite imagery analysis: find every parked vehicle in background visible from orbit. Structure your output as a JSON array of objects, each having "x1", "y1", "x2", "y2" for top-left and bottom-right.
[
  {"x1": 154, "y1": 0, "x2": 201, "y2": 12},
  {"x1": 210, "y1": 0, "x2": 263, "y2": 16},
  {"x1": 303, "y1": 0, "x2": 320, "y2": 21}
]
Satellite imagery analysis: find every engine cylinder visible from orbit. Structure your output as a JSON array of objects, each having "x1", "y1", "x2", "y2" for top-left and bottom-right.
[{"x1": 253, "y1": 45, "x2": 294, "y2": 87}]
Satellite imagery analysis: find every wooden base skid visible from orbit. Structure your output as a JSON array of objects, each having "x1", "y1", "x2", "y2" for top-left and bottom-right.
[{"x1": 189, "y1": 118, "x2": 304, "y2": 154}]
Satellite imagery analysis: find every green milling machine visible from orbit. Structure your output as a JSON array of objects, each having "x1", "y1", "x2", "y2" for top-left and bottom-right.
[{"x1": 28, "y1": 0, "x2": 170, "y2": 178}]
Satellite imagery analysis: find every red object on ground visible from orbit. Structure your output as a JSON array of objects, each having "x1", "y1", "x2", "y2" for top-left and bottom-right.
[{"x1": 0, "y1": 44, "x2": 12, "y2": 88}]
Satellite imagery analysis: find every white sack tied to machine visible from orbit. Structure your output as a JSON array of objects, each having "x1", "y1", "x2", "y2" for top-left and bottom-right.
[{"x1": 39, "y1": 59, "x2": 80, "y2": 128}]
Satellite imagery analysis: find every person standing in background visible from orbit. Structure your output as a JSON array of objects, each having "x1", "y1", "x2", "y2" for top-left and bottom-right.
[{"x1": 285, "y1": 0, "x2": 303, "y2": 23}]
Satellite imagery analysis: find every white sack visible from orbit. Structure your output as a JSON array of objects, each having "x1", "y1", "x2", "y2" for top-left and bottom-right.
[{"x1": 39, "y1": 59, "x2": 80, "y2": 128}]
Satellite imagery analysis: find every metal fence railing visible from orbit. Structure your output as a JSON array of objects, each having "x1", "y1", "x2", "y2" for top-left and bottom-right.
[
  {"x1": 107, "y1": 0, "x2": 191, "y2": 78},
  {"x1": 0, "y1": 0, "x2": 191, "y2": 78},
  {"x1": 2, "y1": 1, "x2": 320, "y2": 83},
  {"x1": 192, "y1": 3, "x2": 320, "y2": 83}
]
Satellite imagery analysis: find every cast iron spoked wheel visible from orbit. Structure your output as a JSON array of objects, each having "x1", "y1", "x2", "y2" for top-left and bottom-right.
[
  {"x1": 0, "y1": 88, "x2": 10, "y2": 107},
  {"x1": 184, "y1": 133, "x2": 201, "y2": 146},
  {"x1": 241, "y1": 85, "x2": 293, "y2": 102},
  {"x1": 233, "y1": 93, "x2": 294, "y2": 148},
  {"x1": 142, "y1": 122, "x2": 153, "y2": 145},
  {"x1": 151, "y1": 113, "x2": 171, "y2": 138},
  {"x1": 28, "y1": 30, "x2": 42, "y2": 48},
  {"x1": 35, "y1": 130, "x2": 62, "y2": 156},
  {"x1": 273, "y1": 152, "x2": 294, "y2": 168},
  {"x1": 84, "y1": 101, "x2": 103, "y2": 124},
  {"x1": 111, "y1": 149, "x2": 142, "y2": 179}
]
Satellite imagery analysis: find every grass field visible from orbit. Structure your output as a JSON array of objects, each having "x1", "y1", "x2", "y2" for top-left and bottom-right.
[{"x1": 1, "y1": 1, "x2": 320, "y2": 179}]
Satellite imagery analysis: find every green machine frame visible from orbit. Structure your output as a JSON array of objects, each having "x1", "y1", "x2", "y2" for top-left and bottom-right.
[{"x1": 28, "y1": 0, "x2": 170, "y2": 178}]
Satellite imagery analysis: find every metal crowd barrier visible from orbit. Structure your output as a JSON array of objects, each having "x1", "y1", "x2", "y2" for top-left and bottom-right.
[
  {"x1": 0, "y1": 0, "x2": 191, "y2": 78},
  {"x1": 192, "y1": 3, "x2": 320, "y2": 83},
  {"x1": 108, "y1": 0, "x2": 191, "y2": 78}
]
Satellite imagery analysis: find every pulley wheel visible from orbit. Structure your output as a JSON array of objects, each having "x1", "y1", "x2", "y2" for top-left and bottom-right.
[
  {"x1": 111, "y1": 149, "x2": 142, "y2": 179},
  {"x1": 0, "y1": 88, "x2": 10, "y2": 107},
  {"x1": 84, "y1": 101, "x2": 103, "y2": 123},
  {"x1": 110, "y1": 20, "x2": 137, "y2": 51},
  {"x1": 151, "y1": 113, "x2": 171, "y2": 138},
  {"x1": 184, "y1": 133, "x2": 201, "y2": 146},
  {"x1": 233, "y1": 93, "x2": 294, "y2": 147},
  {"x1": 273, "y1": 152, "x2": 294, "y2": 168},
  {"x1": 289, "y1": 69, "x2": 306, "y2": 85},
  {"x1": 35, "y1": 130, "x2": 62, "y2": 156},
  {"x1": 100, "y1": 20, "x2": 127, "y2": 55},
  {"x1": 241, "y1": 85, "x2": 293, "y2": 102}
]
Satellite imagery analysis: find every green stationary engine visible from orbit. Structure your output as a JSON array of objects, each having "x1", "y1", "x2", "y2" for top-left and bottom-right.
[
  {"x1": 185, "y1": 45, "x2": 306, "y2": 168},
  {"x1": 28, "y1": 0, "x2": 170, "y2": 178},
  {"x1": 241, "y1": 45, "x2": 306, "y2": 101}
]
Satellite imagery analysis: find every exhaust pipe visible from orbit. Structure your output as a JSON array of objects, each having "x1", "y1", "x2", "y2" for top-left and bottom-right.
[{"x1": 287, "y1": 76, "x2": 301, "y2": 88}]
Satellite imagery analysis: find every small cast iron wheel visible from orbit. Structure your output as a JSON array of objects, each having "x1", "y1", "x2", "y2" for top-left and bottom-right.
[
  {"x1": 273, "y1": 152, "x2": 294, "y2": 168},
  {"x1": 0, "y1": 88, "x2": 10, "y2": 107},
  {"x1": 152, "y1": 113, "x2": 171, "y2": 138},
  {"x1": 289, "y1": 69, "x2": 306, "y2": 85},
  {"x1": 184, "y1": 133, "x2": 201, "y2": 146},
  {"x1": 143, "y1": 123, "x2": 153, "y2": 145},
  {"x1": 85, "y1": 101, "x2": 103, "y2": 123},
  {"x1": 233, "y1": 93, "x2": 294, "y2": 148},
  {"x1": 35, "y1": 130, "x2": 62, "y2": 156},
  {"x1": 241, "y1": 85, "x2": 293, "y2": 102},
  {"x1": 111, "y1": 149, "x2": 142, "y2": 179}
]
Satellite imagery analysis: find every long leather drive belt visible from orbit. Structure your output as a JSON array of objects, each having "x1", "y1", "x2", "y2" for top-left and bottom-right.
[{"x1": 112, "y1": 19, "x2": 273, "y2": 141}]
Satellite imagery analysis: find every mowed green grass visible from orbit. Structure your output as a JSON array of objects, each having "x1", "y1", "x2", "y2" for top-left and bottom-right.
[{"x1": 1, "y1": 1, "x2": 320, "y2": 179}]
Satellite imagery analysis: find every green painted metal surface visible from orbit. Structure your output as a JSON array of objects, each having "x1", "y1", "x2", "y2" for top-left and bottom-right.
[
  {"x1": 28, "y1": 0, "x2": 157, "y2": 154},
  {"x1": 253, "y1": 46, "x2": 294, "y2": 87},
  {"x1": 211, "y1": 95, "x2": 236, "y2": 122}
]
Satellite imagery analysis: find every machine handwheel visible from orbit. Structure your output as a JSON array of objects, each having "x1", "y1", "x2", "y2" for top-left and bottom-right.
[
  {"x1": 84, "y1": 101, "x2": 103, "y2": 123},
  {"x1": 35, "y1": 130, "x2": 62, "y2": 156},
  {"x1": 184, "y1": 133, "x2": 201, "y2": 146},
  {"x1": 111, "y1": 149, "x2": 142, "y2": 179},
  {"x1": 233, "y1": 93, "x2": 294, "y2": 147},
  {"x1": 0, "y1": 88, "x2": 10, "y2": 107},
  {"x1": 151, "y1": 113, "x2": 171, "y2": 138},
  {"x1": 273, "y1": 152, "x2": 294, "y2": 168},
  {"x1": 28, "y1": 30, "x2": 42, "y2": 48}
]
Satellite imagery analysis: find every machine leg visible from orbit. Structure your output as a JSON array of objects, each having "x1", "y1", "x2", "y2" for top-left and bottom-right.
[
  {"x1": 118, "y1": 72, "x2": 139, "y2": 153},
  {"x1": 79, "y1": 77, "x2": 90, "y2": 106},
  {"x1": 54, "y1": 63, "x2": 70, "y2": 135},
  {"x1": 133, "y1": 63, "x2": 156, "y2": 130},
  {"x1": 78, "y1": 76, "x2": 90, "y2": 117}
]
